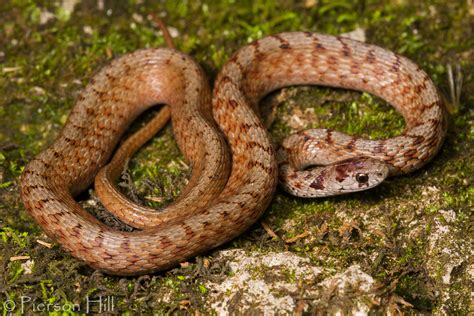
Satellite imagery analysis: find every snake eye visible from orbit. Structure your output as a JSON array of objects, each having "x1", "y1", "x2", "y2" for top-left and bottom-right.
[{"x1": 355, "y1": 173, "x2": 369, "y2": 183}]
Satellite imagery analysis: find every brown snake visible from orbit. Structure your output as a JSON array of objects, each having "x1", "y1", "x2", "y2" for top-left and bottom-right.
[{"x1": 19, "y1": 32, "x2": 446, "y2": 275}]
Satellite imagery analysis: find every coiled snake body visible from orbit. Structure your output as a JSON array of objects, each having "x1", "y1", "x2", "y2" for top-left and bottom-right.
[{"x1": 19, "y1": 32, "x2": 446, "y2": 275}]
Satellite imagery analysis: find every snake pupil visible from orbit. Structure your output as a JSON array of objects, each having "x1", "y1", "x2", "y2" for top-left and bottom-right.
[{"x1": 356, "y1": 173, "x2": 369, "y2": 183}]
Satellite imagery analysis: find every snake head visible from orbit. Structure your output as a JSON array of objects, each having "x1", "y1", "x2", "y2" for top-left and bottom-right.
[
  {"x1": 322, "y1": 157, "x2": 389, "y2": 195},
  {"x1": 279, "y1": 156, "x2": 389, "y2": 197}
]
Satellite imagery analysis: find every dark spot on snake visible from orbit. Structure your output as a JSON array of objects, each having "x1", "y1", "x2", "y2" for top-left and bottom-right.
[
  {"x1": 372, "y1": 142, "x2": 385, "y2": 154},
  {"x1": 121, "y1": 239, "x2": 131, "y2": 250},
  {"x1": 414, "y1": 84, "x2": 424, "y2": 94},
  {"x1": 22, "y1": 169, "x2": 33, "y2": 176},
  {"x1": 309, "y1": 175, "x2": 325, "y2": 190},
  {"x1": 228, "y1": 55, "x2": 238, "y2": 63},
  {"x1": 73, "y1": 124, "x2": 86, "y2": 131},
  {"x1": 102, "y1": 250, "x2": 114, "y2": 259},
  {"x1": 293, "y1": 182, "x2": 302, "y2": 189},
  {"x1": 335, "y1": 164, "x2": 350, "y2": 182},
  {"x1": 409, "y1": 120, "x2": 425, "y2": 129},
  {"x1": 160, "y1": 236, "x2": 172, "y2": 247},
  {"x1": 415, "y1": 64, "x2": 424, "y2": 73},
  {"x1": 404, "y1": 148, "x2": 418, "y2": 157},
  {"x1": 105, "y1": 73, "x2": 116, "y2": 81},
  {"x1": 237, "y1": 201, "x2": 245, "y2": 208},
  {"x1": 391, "y1": 55, "x2": 401, "y2": 72},
  {"x1": 327, "y1": 55, "x2": 337, "y2": 65},
  {"x1": 239, "y1": 122, "x2": 254, "y2": 132},
  {"x1": 288, "y1": 173, "x2": 298, "y2": 180},
  {"x1": 247, "y1": 160, "x2": 267, "y2": 170},
  {"x1": 94, "y1": 234, "x2": 104, "y2": 247},
  {"x1": 246, "y1": 141, "x2": 272, "y2": 154},
  {"x1": 325, "y1": 130, "x2": 334, "y2": 144},
  {"x1": 273, "y1": 34, "x2": 290, "y2": 49},
  {"x1": 315, "y1": 43, "x2": 326, "y2": 51},
  {"x1": 220, "y1": 75, "x2": 234, "y2": 85},
  {"x1": 233, "y1": 60, "x2": 244, "y2": 72},
  {"x1": 366, "y1": 49, "x2": 376, "y2": 63},
  {"x1": 103, "y1": 109, "x2": 113, "y2": 117},
  {"x1": 251, "y1": 40, "x2": 259, "y2": 47},
  {"x1": 345, "y1": 137, "x2": 357, "y2": 150},
  {"x1": 228, "y1": 99, "x2": 239, "y2": 109},
  {"x1": 428, "y1": 118, "x2": 440, "y2": 126},
  {"x1": 181, "y1": 223, "x2": 194, "y2": 237},
  {"x1": 337, "y1": 37, "x2": 351, "y2": 57},
  {"x1": 249, "y1": 191, "x2": 260, "y2": 198},
  {"x1": 425, "y1": 100, "x2": 439, "y2": 110},
  {"x1": 351, "y1": 64, "x2": 360, "y2": 74},
  {"x1": 22, "y1": 169, "x2": 46, "y2": 180},
  {"x1": 410, "y1": 135, "x2": 425, "y2": 145},
  {"x1": 26, "y1": 184, "x2": 39, "y2": 190},
  {"x1": 54, "y1": 211, "x2": 66, "y2": 218}
]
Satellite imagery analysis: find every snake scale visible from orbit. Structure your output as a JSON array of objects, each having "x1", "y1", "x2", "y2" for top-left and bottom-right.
[{"x1": 19, "y1": 32, "x2": 446, "y2": 275}]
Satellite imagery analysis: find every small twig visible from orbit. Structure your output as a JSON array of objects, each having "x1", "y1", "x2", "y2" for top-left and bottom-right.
[
  {"x1": 446, "y1": 63, "x2": 463, "y2": 113},
  {"x1": 10, "y1": 255, "x2": 30, "y2": 261},
  {"x1": 260, "y1": 220, "x2": 279, "y2": 239},
  {"x1": 150, "y1": 14, "x2": 175, "y2": 49},
  {"x1": 2, "y1": 66, "x2": 21, "y2": 73},
  {"x1": 36, "y1": 239, "x2": 53, "y2": 248},
  {"x1": 284, "y1": 231, "x2": 310, "y2": 244}
]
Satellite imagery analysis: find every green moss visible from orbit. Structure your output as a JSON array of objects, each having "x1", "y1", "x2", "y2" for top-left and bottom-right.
[{"x1": 270, "y1": 87, "x2": 405, "y2": 144}]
